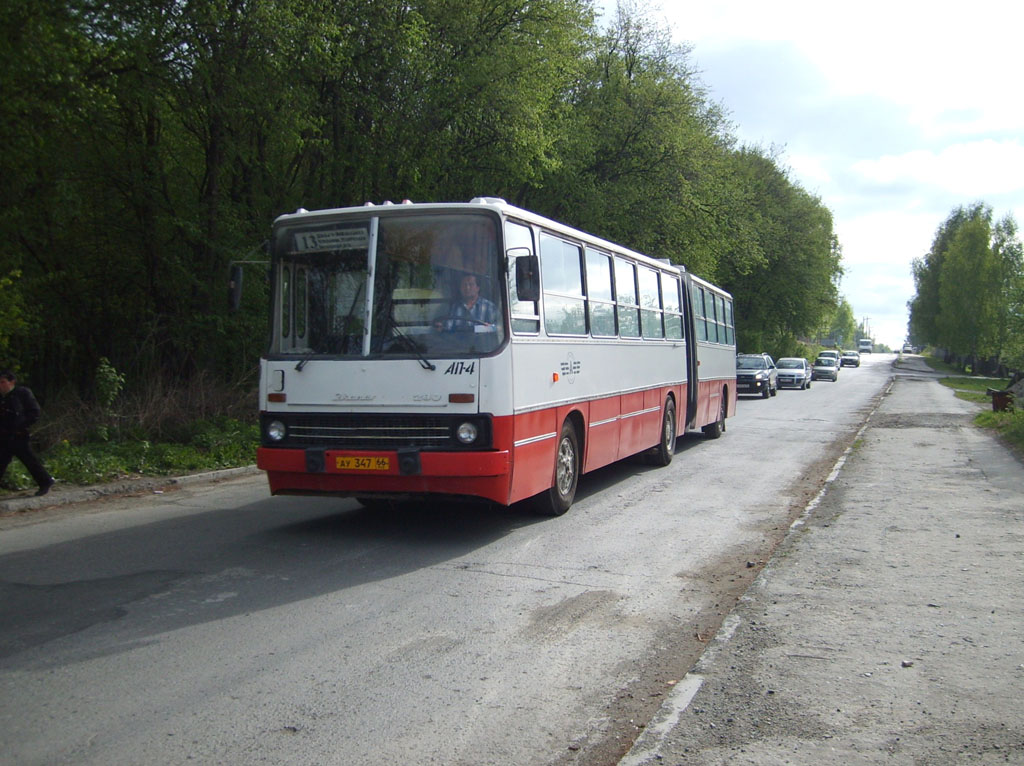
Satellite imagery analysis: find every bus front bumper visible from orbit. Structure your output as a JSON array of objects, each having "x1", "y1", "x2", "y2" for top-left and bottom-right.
[{"x1": 256, "y1": 447, "x2": 512, "y2": 504}]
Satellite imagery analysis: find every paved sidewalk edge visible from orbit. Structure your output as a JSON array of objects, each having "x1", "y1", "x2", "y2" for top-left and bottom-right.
[{"x1": 0, "y1": 465, "x2": 261, "y2": 517}]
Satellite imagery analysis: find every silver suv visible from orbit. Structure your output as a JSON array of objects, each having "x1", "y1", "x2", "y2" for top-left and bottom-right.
[{"x1": 736, "y1": 353, "x2": 778, "y2": 398}]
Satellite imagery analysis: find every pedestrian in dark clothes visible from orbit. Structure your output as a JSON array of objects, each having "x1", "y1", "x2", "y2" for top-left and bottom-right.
[{"x1": 0, "y1": 370, "x2": 54, "y2": 496}]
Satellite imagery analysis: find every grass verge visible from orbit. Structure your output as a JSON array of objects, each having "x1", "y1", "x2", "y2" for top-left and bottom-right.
[
  {"x1": 1, "y1": 417, "x2": 258, "y2": 494},
  {"x1": 974, "y1": 409, "x2": 1024, "y2": 457},
  {"x1": 925, "y1": 354, "x2": 1022, "y2": 454},
  {"x1": 939, "y1": 376, "x2": 1011, "y2": 404}
]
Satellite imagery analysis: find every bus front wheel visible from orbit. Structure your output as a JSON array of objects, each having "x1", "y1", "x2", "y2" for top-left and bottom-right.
[{"x1": 534, "y1": 420, "x2": 579, "y2": 516}]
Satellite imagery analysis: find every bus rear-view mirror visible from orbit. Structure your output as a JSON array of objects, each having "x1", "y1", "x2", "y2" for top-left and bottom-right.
[{"x1": 513, "y1": 252, "x2": 539, "y2": 302}]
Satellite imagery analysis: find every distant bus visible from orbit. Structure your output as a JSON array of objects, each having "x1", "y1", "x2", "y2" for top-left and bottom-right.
[
  {"x1": 256, "y1": 197, "x2": 736, "y2": 515},
  {"x1": 858, "y1": 338, "x2": 873, "y2": 353}
]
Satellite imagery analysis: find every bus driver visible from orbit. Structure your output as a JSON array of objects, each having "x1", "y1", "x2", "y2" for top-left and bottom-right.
[{"x1": 434, "y1": 272, "x2": 497, "y2": 331}]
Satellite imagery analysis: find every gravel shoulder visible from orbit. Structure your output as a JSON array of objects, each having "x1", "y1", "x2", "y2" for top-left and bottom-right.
[{"x1": 621, "y1": 358, "x2": 1024, "y2": 765}]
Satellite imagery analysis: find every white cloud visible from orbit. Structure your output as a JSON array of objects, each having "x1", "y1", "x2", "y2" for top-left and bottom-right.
[
  {"x1": 834, "y1": 211, "x2": 936, "y2": 347},
  {"x1": 598, "y1": 0, "x2": 1024, "y2": 347},
  {"x1": 836, "y1": 210, "x2": 938, "y2": 264},
  {"x1": 785, "y1": 153, "x2": 832, "y2": 189},
  {"x1": 853, "y1": 140, "x2": 1024, "y2": 197},
  {"x1": 669, "y1": 1, "x2": 1024, "y2": 140}
]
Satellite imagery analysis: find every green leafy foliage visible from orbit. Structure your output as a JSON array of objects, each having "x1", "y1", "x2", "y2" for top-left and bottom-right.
[
  {"x1": 0, "y1": 270, "x2": 27, "y2": 360},
  {"x1": 3, "y1": 0, "x2": 844, "y2": 396},
  {"x1": 909, "y1": 204, "x2": 1022, "y2": 372},
  {"x1": 95, "y1": 358, "x2": 125, "y2": 411},
  {"x1": 938, "y1": 217, "x2": 1001, "y2": 360},
  {"x1": 717, "y1": 149, "x2": 842, "y2": 354},
  {"x1": 824, "y1": 298, "x2": 858, "y2": 350}
]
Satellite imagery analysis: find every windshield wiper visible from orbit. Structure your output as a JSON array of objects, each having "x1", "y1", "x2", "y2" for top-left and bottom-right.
[{"x1": 388, "y1": 321, "x2": 436, "y2": 371}]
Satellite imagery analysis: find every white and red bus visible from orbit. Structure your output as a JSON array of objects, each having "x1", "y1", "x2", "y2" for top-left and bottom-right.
[{"x1": 256, "y1": 198, "x2": 736, "y2": 515}]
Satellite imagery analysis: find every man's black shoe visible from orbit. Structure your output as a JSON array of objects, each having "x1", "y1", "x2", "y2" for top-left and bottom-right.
[{"x1": 35, "y1": 478, "x2": 55, "y2": 497}]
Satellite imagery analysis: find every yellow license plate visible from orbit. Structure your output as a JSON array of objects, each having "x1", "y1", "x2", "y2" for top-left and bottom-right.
[{"x1": 335, "y1": 456, "x2": 391, "y2": 471}]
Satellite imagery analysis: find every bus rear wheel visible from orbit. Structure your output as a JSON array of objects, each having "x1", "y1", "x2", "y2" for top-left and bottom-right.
[
  {"x1": 534, "y1": 420, "x2": 579, "y2": 516},
  {"x1": 702, "y1": 397, "x2": 726, "y2": 439}
]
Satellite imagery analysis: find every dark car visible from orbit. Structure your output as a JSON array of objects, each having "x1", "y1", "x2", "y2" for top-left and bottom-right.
[
  {"x1": 776, "y1": 357, "x2": 812, "y2": 389},
  {"x1": 736, "y1": 353, "x2": 778, "y2": 398}
]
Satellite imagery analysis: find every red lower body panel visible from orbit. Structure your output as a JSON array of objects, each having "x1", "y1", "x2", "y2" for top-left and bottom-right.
[{"x1": 257, "y1": 383, "x2": 700, "y2": 507}]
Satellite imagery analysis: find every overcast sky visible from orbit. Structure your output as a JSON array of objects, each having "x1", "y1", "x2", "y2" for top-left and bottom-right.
[{"x1": 606, "y1": 1, "x2": 1024, "y2": 349}]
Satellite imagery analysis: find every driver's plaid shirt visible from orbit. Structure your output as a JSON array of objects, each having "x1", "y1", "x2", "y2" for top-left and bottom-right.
[{"x1": 441, "y1": 298, "x2": 497, "y2": 330}]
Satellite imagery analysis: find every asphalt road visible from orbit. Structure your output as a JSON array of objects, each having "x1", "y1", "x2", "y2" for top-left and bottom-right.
[{"x1": 1, "y1": 354, "x2": 895, "y2": 765}]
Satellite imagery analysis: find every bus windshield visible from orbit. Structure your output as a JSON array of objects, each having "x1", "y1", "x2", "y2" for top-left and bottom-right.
[{"x1": 271, "y1": 212, "x2": 504, "y2": 359}]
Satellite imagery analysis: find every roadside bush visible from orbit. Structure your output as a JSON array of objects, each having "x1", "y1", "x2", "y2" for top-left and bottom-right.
[
  {"x1": 1, "y1": 371, "x2": 259, "y2": 493},
  {"x1": 1004, "y1": 409, "x2": 1024, "y2": 444},
  {"x1": 0, "y1": 418, "x2": 258, "y2": 492},
  {"x1": 33, "y1": 372, "x2": 256, "y2": 449}
]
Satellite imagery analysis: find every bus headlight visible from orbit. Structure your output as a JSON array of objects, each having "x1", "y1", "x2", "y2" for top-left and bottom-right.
[
  {"x1": 267, "y1": 420, "x2": 287, "y2": 441},
  {"x1": 455, "y1": 421, "x2": 479, "y2": 444}
]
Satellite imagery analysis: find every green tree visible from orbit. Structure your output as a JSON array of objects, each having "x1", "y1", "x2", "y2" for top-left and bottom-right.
[
  {"x1": 937, "y1": 216, "x2": 1001, "y2": 370},
  {"x1": 910, "y1": 204, "x2": 1021, "y2": 372},
  {"x1": 717, "y1": 148, "x2": 841, "y2": 355},
  {"x1": 522, "y1": 2, "x2": 736, "y2": 277},
  {"x1": 826, "y1": 298, "x2": 858, "y2": 349},
  {"x1": 908, "y1": 203, "x2": 988, "y2": 348},
  {"x1": 1004, "y1": 278, "x2": 1024, "y2": 371},
  {"x1": 992, "y1": 215, "x2": 1024, "y2": 369}
]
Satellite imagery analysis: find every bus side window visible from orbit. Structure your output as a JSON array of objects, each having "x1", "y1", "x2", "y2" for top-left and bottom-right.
[
  {"x1": 506, "y1": 220, "x2": 539, "y2": 334},
  {"x1": 692, "y1": 285, "x2": 708, "y2": 342},
  {"x1": 716, "y1": 295, "x2": 727, "y2": 344},
  {"x1": 585, "y1": 248, "x2": 615, "y2": 337},
  {"x1": 615, "y1": 258, "x2": 640, "y2": 338},
  {"x1": 706, "y1": 290, "x2": 719, "y2": 343},
  {"x1": 638, "y1": 266, "x2": 663, "y2": 339},
  {"x1": 540, "y1": 234, "x2": 585, "y2": 336},
  {"x1": 662, "y1": 273, "x2": 683, "y2": 339},
  {"x1": 724, "y1": 299, "x2": 734, "y2": 345}
]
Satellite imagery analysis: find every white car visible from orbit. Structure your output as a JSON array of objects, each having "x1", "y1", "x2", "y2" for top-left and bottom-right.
[
  {"x1": 818, "y1": 350, "x2": 840, "y2": 377},
  {"x1": 776, "y1": 357, "x2": 812, "y2": 389}
]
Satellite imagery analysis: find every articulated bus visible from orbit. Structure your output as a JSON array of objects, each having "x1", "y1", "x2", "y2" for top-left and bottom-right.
[{"x1": 256, "y1": 197, "x2": 736, "y2": 515}]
